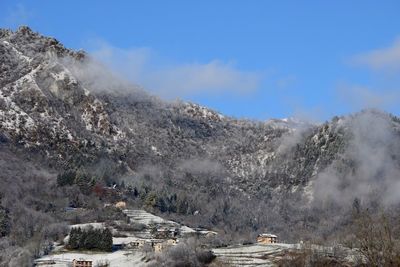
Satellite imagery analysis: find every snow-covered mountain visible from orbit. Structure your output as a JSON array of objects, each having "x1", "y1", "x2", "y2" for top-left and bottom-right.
[
  {"x1": 2, "y1": 27, "x2": 400, "y2": 200},
  {"x1": 2, "y1": 27, "x2": 400, "y2": 254},
  {"x1": 0, "y1": 27, "x2": 317, "y2": 195}
]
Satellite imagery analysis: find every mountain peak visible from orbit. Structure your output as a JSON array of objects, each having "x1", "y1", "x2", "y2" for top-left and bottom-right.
[{"x1": 16, "y1": 25, "x2": 35, "y2": 35}]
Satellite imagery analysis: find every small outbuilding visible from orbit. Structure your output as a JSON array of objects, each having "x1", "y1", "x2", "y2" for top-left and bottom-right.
[
  {"x1": 257, "y1": 233, "x2": 278, "y2": 244},
  {"x1": 130, "y1": 239, "x2": 146, "y2": 248},
  {"x1": 72, "y1": 259, "x2": 92, "y2": 267}
]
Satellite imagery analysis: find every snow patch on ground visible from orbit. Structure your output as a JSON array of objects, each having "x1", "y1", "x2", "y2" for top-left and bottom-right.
[
  {"x1": 35, "y1": 250, "x2": 146, "y2": 267},
  {"x1": 0, "y1": 84, "x2": 36, "y2": 131},
  {"x1": 123, "y1": 209, "x2": 177, "y2": 225},
  {"x1": 70, "y1": 222, "x2": 105, "y2": 229},
  {"x1": 2, "y1": 40, "x2": 32, "y2": 63},
  {"x1": 213, "y1": 243, "x2": 299, "y2": 267},
  {"x1": 184, "y1": 102, "x2": 224, "y2": 121}
]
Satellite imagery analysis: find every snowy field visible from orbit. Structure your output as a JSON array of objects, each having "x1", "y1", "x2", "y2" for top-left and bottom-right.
[
  {"x1": 213, "y1": 243, "x2": 297, "y2": 267},
  {"x1": 122, "y1": 209, "x2": 197, "y2": 235},
  {"x1": 35, "y1": 210, "x2": 216, "y2": 267},
  {"x1": 70, "y1": 222, "x2": 105, "y2": 229},
  {"x1": 35, "y1": 250, "x2": 146, "y2": 267},
  {"x1": 123, "y1": 209, "x2": 177, "y2": 225}
]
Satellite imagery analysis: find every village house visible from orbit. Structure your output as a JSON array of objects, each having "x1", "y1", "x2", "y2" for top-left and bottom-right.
[
  {"x1": 115, "y1": 201, "x2": 126, "y2": 209},
  {"x1": 154, "y1": 242, "x2": 164, "y2": 253},
  {"x1": 152, "y1": 226, "x2": 179, "y2": 239},
  {"x1": 154, "y1": 238, "x2": 178, "y2": 253},
  {"x1": 166, "y1": 238, "x2": 178, "y2": 246},
  {"x1": 169, "y1": 227, "x2": 179, "y2": 237},
  {"x1": 129, "y1": 239, "x2": 146, "y2": 248},
  {"x1": 194, "y1": 227, "x2": 218, "y2": 237},
  {"x1": 257, "y1": 233, "x2": 278, "y2": 244},
  {"x1": 72, "y1": 259, "x2": 92, "y2": 267}
]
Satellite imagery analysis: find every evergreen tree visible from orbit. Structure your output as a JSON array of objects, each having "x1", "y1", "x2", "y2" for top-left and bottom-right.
[
  {"x1": 100, "y1": 228, "x2": 113, "y2": 252},
  {"x1": 0, "y1": 205, "x2": 10, "y2": 237},
  {"x1": 56, "y1": 170, "x2": 76, "y2": 186},
  {"x1": 68, "y1": 227, "x2": 81, "y2": 249}
]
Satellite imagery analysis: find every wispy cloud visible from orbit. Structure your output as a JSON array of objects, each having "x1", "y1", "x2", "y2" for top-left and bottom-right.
[
  {"x1": 88, "y1": 41, "x2": 264, "y2": 99},
  {"x1": 4, "y1": 3, "x2": 33, "y2": 28},
  {"x1": 336, "y1": 83, "x2": 400, "y2": 111},
  {"x1": 276, "y1": 75, "x2": 297, "y2": 89},
  {"x1": 340, "y1": 38, "x2": 400, "y2": 115},
  {"x1": 351, "y1": 38, "x2": 400, "y2": 71}
]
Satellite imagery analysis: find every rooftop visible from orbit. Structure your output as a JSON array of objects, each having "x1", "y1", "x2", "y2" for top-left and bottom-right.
[{"x1": 258, "y1": 233, "x2": 277, "y2": 238}]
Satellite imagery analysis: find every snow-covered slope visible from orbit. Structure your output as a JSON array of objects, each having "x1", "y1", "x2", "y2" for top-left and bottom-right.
[{"x1": 2, "y1": 26, "x2": 400, "y2": 221}]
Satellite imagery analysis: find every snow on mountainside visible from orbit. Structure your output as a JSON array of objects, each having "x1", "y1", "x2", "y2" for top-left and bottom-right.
[
  {"x1": 2, "y1": 26, "x2": 400, "y2": 213},
  {"x1": 3, "y1": 26, "x2": 400, "y2": 267},
  {"x1": 0, "y1": 27, "x2": 125, "y2": 162}
]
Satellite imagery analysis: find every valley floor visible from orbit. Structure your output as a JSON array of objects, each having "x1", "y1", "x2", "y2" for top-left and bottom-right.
[{"x1": 33, "y1": 209, "x2": 361, "y2": 267}]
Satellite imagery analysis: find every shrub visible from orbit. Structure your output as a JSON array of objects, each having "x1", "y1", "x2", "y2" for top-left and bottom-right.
[
  {"x1": 57, "y1": 170, "x2": 76, "y2": 187},
  {"x1": 197, "y1": 250, "x2": 216, "y2": 264},
  {"x1": 0, "y1": 206, "x2": 10, "y2": 237}
]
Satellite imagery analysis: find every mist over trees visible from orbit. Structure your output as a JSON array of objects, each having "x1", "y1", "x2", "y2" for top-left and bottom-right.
[{"x1": 1, "y1": 27, "x2": 400, "y2": 266}]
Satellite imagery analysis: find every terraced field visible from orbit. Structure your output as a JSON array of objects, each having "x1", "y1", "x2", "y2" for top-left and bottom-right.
[
  {"x1": 35, "y1": 250, "x2": 146, "y2": 267},
  {"x1": 122, "y1": 209, "x2": 197, "y2": 236},
  {"x1": 123, "y1": 209, "x2": 177, "y2": 225},
  {"x1": 213, "y1": 243, "x2": 298, "y2": 267}
]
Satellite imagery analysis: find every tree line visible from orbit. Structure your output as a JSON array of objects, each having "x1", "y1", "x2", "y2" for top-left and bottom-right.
[{"x1": 67, "y1": 227, "x2": 112, "y2": 252}]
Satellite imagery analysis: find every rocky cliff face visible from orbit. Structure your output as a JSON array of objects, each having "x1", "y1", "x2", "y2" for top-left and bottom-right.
[{"x1": 1, "y1": 26, "x2": 400, "y2": 208}]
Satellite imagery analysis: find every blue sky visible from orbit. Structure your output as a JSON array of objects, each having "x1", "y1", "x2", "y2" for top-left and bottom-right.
[{"x1": 1, "y1": 1, "x2": 400, "y2": 121}]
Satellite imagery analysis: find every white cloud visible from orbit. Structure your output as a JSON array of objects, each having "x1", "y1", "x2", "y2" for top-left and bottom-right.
[
  {"x1": 336, "y1": 83, "x2": 400, "y2": 111},
  {"x1": 88, "y1": 41, "x2": 263, "y2": 98},
  {"x1": 342, "y1": 38, "x2": 400, "y2": 114},
  {"x1": 351, "y1": 39, "x2": 400, "y2": 71},
  {"x1": 151, "y1": 60, "x2": 261, "y2": 96}
]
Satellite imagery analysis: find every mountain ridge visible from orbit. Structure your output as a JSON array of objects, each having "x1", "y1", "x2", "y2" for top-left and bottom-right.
[
  {"x1": 1, "y1": 27, "x2": 400, "y2": 260},
  {"x1": 2, "y1": 26, "x2": 400, "y2": 200}
]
